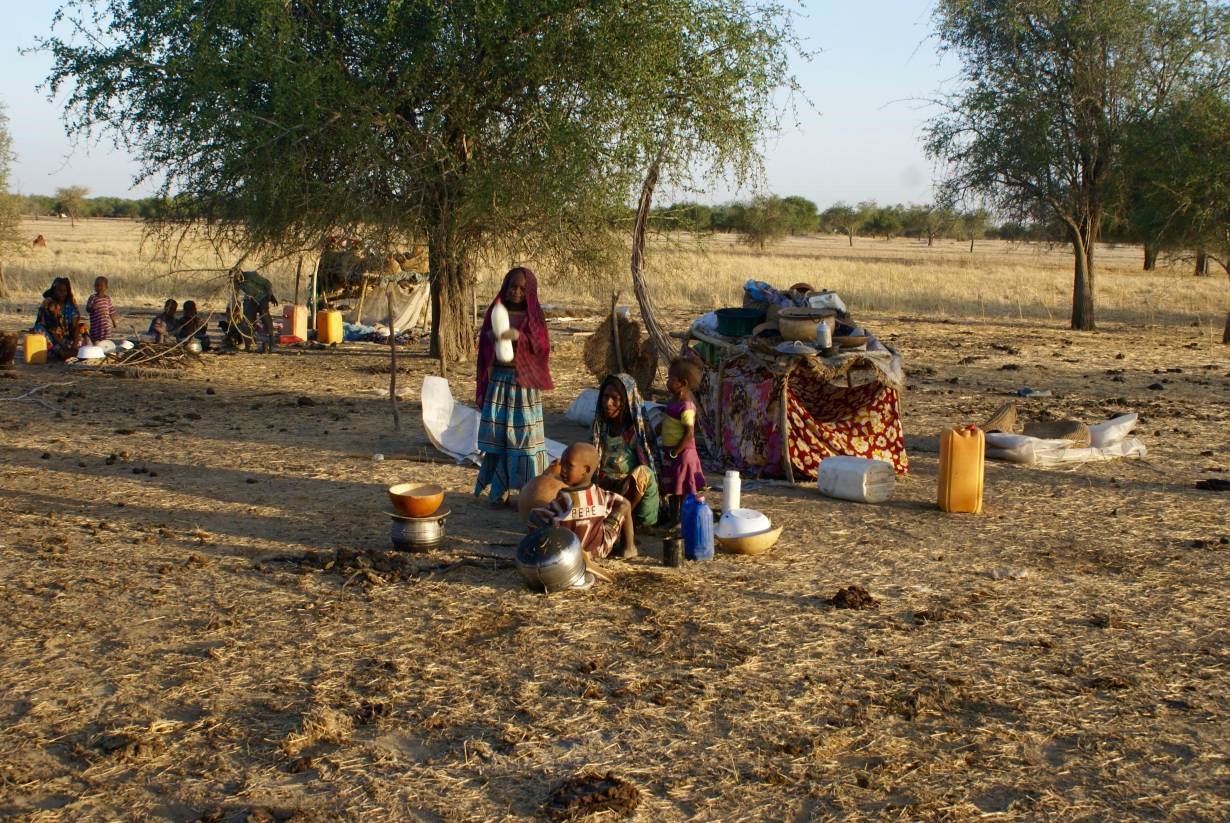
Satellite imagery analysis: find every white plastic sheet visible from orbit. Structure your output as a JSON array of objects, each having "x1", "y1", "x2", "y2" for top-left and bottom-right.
[{"x1": 421, "y1": 376, "x2": 565, "y2": 465}]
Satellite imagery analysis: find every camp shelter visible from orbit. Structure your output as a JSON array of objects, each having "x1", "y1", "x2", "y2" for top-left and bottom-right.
[{"x1": 688, "y1": 321, "x2": 909, "y2": 481}]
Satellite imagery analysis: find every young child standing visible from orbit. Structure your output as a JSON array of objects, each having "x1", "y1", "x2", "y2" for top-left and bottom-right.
[
  {"x1": 86, "y1": 276, "x2": 119, "y2": 343},
  {"x1": 659, "y1": 358, "x2": 706, "y2": 521},
  {"x1": 530, "y1": 442, "x2": 636, "y2": 560}
]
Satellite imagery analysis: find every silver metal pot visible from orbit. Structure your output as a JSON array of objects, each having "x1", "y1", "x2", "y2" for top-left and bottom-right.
[
  {"x1": 389, "y1": 509, "x2": 448, "y2": 552},
  {"x1": 184, "y1": 339, "x2": 204, "y2": 355},
  {"x1": 516, "y1": 527, "x2": 588, "y2": 593}
]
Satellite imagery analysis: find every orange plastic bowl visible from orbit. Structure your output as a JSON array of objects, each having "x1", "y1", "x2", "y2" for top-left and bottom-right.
[{"x1": 388, "y1": 483, "x2": 444, "y2": 518}]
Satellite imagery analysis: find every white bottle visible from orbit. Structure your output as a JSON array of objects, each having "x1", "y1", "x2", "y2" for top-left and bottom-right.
[
  {"x1": 723, "y1": 470, "x2": 742, "y2": 513},
  {"x1": 491, "y1": 301, "x2": 514, "y2": 363}
]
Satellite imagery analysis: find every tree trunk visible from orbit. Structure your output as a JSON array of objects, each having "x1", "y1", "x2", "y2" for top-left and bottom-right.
[
  {"x1": 1143, "y1": 245, "x2": 1157, "y2": 271},
  {"x1": 926, "y1": 230, "x2": 934, "y2": 247},
  {"x1": 0, "y1": 260, "x2": 7, "y2": 300},
  {"x1": 969, "y1": 236, "x2": 975, "y2": 253},
  {"x1": 1070, "y1": 229, "x2": 1096, "y2": 330},
  {"x1": 1224, "y1": 269, "x2": 1230, "y2": 344},
  {"x1": 427, "y1": 236, "x2": 475, "y2": 363},
  {"x1": 1195, "y1": 248, "x2": 1208, "y2": 276},
  {"x1": 847, "y1": 228, "x2": 853, "y2": 247}
]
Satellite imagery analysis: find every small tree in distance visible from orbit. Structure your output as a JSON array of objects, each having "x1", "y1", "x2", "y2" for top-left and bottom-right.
[
  {"x1": 820, "y1": 203, "x2": 861, "y2": 246},
  {"x1": 54, "y1": 185, "x2": 89, "y2": 226}
]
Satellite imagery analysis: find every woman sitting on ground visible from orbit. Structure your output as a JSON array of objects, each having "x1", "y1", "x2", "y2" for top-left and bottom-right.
[
  {"x1": 149, "y1": 299, "x2": 178, "y2": 342},
  {"x1": 176, "y1": 301, "x2": 210, "y2": 349},
  {"x1": 32, "y1": 277, "x2": 88, "y2": 361},
  {"x1": 591, "y1": 373, "x2": 661, "y2": 527}
]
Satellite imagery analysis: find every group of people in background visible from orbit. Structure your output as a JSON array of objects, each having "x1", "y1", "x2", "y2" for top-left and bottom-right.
[
  {"x1": 147, "y1": 298, "x2": 210, "y2": 349},
  {"x1": 29, "y1": 269, "x2": 282, "y2": 360},
  {"x1": 33, "y1": 276, "x2": 120, "y2": 361},
  {"x1": 474, "y1": 267, "x2": 706, "y2": 561}
]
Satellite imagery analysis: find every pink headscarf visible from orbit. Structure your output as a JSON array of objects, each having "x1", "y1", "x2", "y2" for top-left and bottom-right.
[{"x1": 475, "y1": 267, "x2": 553, "y2": 405}]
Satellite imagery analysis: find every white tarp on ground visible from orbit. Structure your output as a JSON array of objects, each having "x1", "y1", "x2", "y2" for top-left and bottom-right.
[
  {"x1": 421, "y1": 376, "x2": 565, "y2": 465},
  {"x1": 985, "y1": 413, "x2": 1145, "y2": 466}
]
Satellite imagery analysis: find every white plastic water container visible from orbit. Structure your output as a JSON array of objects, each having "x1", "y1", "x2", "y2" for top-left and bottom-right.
[
  {"x1": 723, "y1": 470, "x2": 741, "y2": 513},
  {"x1": 491, "y1": 301, "x2": 514, "y2": 363},
  {"x1": 817, "y1": 456, "x2": 896, "y2": 503}
]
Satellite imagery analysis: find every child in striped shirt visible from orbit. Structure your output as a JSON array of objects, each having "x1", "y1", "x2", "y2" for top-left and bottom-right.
[
  {"x1": 529, "y1": 442, "x2": 636, "y2": 560},
  {"x1": 86, "y1": 276, "x2": 119, "y2": 342}
]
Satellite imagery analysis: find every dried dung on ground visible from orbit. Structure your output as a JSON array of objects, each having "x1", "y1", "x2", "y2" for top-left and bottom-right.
[
  {"x1": 545, "y1": 771, "x2": 640, "y2": 820},
  {"x1": 827, "y1": 584, "x2": 879, "y2": 609}
]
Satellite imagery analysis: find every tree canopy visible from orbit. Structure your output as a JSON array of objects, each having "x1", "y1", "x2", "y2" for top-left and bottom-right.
[
  {"x1": 925, "y1": 0, "x2": 1230, "y2": 330},
  {"x1": 42, "y1": 0, "x2": 800, "y2": 359}
]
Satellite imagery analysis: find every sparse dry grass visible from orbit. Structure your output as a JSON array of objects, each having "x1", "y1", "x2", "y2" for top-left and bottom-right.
[
  {"x1": 0, "y1": 290, "x2": 1228, "y2": 820},
  {"x1": 4, "y1": 219, "x2": 1226, "y2": 338}
]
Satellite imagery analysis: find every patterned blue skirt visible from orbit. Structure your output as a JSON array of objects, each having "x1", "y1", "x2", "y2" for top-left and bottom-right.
[{"x1": 474, "y1": 366, "x2": 549, "y2": 502}]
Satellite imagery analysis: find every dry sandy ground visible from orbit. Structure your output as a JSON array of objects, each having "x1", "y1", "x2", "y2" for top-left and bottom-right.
[{"x1": 0, "y1": 303, "x2": 1228, "y2": 822}]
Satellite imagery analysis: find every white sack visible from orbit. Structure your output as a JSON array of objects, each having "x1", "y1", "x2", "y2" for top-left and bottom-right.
[
  {"x1": 565, "y1": 389, "x2": 599, "y2": 426},
  {"x1": 566, "y1": 388, "x2": 664, "y2": 433},
  {"x1": 986, "y1": 430, "x2": 1146, "y2": 466},
  {"x1": 1088, "y1": 413, "x2": 1138, "y2": 448}
]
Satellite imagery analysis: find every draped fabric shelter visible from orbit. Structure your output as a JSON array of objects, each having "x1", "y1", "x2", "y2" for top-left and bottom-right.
[{"x1": 691, "y1": 338, "x2": 909, "y2": 481}]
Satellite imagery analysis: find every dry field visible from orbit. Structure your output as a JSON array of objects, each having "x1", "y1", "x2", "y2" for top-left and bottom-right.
[
  {"x1": 1, "y1": 220, "x2": 1229, "y2": 821},
  {"x1": 3, "y1": 218, "x2": 1228, "y2": 335}
]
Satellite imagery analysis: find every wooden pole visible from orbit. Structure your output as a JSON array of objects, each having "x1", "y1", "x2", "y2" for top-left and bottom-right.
[
  {"x1": 610, "y1": 290, "x2": 625, "y2": 373},
  {"x1": 293, "y1": 255, "x2": 303, "y2": 306},
  {"x1": 387, "y1": 286, "x2": 401, "y2": 433}
]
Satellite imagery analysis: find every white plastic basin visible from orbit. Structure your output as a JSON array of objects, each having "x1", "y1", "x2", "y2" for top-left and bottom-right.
[{"x1": 715, "y1": 508, "x2": 772, "y2": 539}]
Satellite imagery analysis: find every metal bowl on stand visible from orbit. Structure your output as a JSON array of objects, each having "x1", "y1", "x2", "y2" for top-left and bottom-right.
[{"x1": 388, "y1": 508, "x2": 450, "y2": 552}]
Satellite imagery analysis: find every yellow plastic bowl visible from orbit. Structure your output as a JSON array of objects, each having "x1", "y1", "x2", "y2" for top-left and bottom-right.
[
  {"x1": 716, "y1": 525, "x2": 783, "y2": 556},
  {"x1": 388, "y1": 483, "x2": 444, "y2": 518}
]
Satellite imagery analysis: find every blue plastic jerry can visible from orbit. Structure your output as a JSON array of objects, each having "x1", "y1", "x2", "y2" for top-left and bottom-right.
[{"x1": 681, "y1": 493, "x2": 714, "y2": 561}]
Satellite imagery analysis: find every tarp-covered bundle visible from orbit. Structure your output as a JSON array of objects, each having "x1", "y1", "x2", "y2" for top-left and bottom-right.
[{"x1": 696, "y1": 350, "x2": 909, "y2": 481}]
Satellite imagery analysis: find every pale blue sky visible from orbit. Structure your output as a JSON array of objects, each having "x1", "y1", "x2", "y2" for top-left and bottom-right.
[{"x1": 0, "y1": 2, "x2": 953, "y2": 206}]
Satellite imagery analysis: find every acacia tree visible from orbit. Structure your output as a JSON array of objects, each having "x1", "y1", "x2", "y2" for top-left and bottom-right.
[
  {"x1": 0, "y1": 103, "x2": 19, "y2": 298},
  {"x1": 1122, "y1": 91, "x2": 1230, "y2": 341},
  {"x1": 925, "y1": 0, "x2": 1230, "y2": 330},
  {"x1": 42, "y1": 0, "x2": 798, "y2": 361},
  {"x1": 820, "y1": 203, "x2": 861, "y2": 246},
  {"x1": 736, "y1": 195, "x2": 792, "y2": 249},
  {"x1": 54, "y1": 185, "x2": 89, "y2": 227}
]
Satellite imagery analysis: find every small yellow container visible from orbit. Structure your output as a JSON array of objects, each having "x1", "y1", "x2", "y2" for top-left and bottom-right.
[
  {"x1": 938, "y1": 425, "x2": 984, "y2": 513},
  {"x1": 316, "y1": 309, "x2": 343, "y2": 345},
  {"x1": 283, "y1": 305, "x2": 309, "y2": 340},
  {"x1": 23, "y1": 333, "x2": 48, "y2": 365}
]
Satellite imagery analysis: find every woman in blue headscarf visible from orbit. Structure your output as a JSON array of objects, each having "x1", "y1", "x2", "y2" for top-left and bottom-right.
[{"x1": 591, "y1": 373, "x2": 661, "y2": 527}]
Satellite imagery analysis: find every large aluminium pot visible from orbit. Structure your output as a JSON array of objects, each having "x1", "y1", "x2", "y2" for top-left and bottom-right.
[
  {"x1": 515, "y1": 527, "x2": 590, "y2": 593},
  {"x1": 388, "y1": 509, "x2": 449, "y2": 552}
]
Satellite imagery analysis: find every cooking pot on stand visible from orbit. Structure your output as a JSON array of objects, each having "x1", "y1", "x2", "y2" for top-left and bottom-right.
[
  {"x1": 515, "y1": 527, "x2": 592, "y2": 592},
  {"x1": 388, "y1": 508, "x2": 449, "y2": 552}
]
